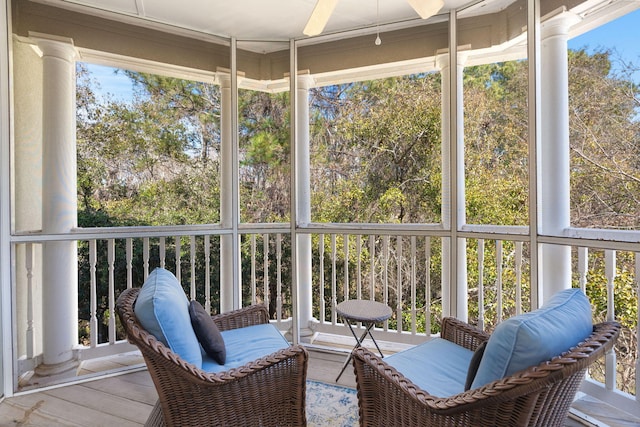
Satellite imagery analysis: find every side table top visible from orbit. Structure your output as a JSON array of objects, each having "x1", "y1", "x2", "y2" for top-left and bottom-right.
[{"x1": 336, "y1": 299, "x2": 392, "y2": 322}]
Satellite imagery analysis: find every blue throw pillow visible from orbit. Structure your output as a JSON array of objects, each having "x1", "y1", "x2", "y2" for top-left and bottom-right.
[
  {"x1": 471, "y1": 288, "x2": 593, "y2": 389},
  {"x1": 133, "y1": 268, "x2": 202, "y2": 368}
]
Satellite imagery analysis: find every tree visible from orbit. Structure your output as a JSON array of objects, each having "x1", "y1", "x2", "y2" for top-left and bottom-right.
[{"x1": 568, "y1": 48, "x2": 640, "y2": 228}]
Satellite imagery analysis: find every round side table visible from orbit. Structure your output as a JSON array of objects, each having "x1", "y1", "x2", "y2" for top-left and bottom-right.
[{"x1": 335, "y1": 299, "x2": 392, "y2": 382}]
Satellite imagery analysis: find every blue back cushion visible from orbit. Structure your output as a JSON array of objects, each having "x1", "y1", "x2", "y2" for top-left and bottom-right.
[
  {"x1": 134, "y1": 268, "x2": 202, "y2": 368},
  {"x1": 471, "y1": 288, "x2": 592, "y2": 389}
]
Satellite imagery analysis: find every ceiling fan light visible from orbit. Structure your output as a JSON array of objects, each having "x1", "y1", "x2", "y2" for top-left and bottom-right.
[
  {"x1": 407, "y1": 0, "x2": 444, "y2": 19},
  {"x1": 303, "y1": 0, "x2": 339, "y2": 36}
]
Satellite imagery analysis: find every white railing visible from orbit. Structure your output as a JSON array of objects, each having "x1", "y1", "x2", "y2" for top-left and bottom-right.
[
  {"x1": 10, "y1": 224, "x2": 640, "y2": 416},
  {"x1": 11, "y1": 225, "x2": 294, "y2": 377}
]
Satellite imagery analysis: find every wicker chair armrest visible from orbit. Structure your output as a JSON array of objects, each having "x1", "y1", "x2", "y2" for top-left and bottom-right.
[
  {"x1": 211, "y1": 303, "x2": 271, "y2": 331},
  {"x1": 150, "y1": 343, "x2": 309, "y2": 425},
  {"x1": 440, "y1": 317, "x2": 490, "y2": 351}
]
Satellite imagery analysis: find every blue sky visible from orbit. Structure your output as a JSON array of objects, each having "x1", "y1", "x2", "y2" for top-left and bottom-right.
[
  {"x1": 84, "y1": 8, "x2": 640, "y2": 100},
  {"x1": 84, "y1": 63, "x2": 136, "y2": 102},
  {"x1": 569, "y1": 8, "x2": 640, "y2": 82}
]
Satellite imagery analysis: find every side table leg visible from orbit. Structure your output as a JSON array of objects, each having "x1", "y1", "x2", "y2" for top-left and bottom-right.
[
  {"x1": 366, "y1": 328, "x2": 385, "y2": 358},
  {"x1": 336, "y1": 322, "x2": 373, "y2": 382}
]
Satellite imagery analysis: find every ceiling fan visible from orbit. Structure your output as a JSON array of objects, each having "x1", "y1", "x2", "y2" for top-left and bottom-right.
[{"x1": 303, "y1": 0, "x2": 445, "y2": 36}]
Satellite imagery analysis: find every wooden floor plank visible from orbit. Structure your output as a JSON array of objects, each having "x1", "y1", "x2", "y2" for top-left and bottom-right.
[
  {"x1": 44, "y1": 383, "x2": 154, "y2": 424},
  {"x1": 0, "y1": 399, "x2": 79, "y2": 426},
  {"x1": 307, "y1": 348, "x2": 357, "y2": 388},
  {"x1": 80, "y1": 372, "x2": 157, "y2": 406},
  {"x1": 2, "y1": 391, "x2": 141, "y2": 426}
]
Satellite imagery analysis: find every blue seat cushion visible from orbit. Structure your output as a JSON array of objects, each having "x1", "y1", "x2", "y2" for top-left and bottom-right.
[
  {"x1": 384, "y1": 337, "x2": 473, "y2": 397},
  {"x1": 134, "y1": 268, "x2": 203, "y2": 368},
  {"x1": 471, "y1": 288, "x2": 593, "y2": 389},
  {"x1": 202, "y1": 323, "x2": 290, "y2": 373}
]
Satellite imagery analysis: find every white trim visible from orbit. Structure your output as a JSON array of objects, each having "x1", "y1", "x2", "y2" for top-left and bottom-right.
[
  {"x1": 230, "y1": 37, "x2": 241, "y2": 310},
  {"x1": 289, "y1": 39, "x2": 299, "y2": 344},
  {"x1": 0, "y1": 0, "x2": 13, "y2": 397},
  {"x1": 77, "y1": 47, "x2": 219, "y2": 85},
  {"x1": 528, "y1": 0, "x2": 542, "y2": 309}
]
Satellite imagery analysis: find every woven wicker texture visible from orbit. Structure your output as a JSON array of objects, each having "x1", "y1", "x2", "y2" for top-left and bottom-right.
[
  {"x1": 352, "y1": 316, "x2": 620, "y2": 427},
  {"x1": 116, "y1": 287, "x2": 309, "y2": 427}
]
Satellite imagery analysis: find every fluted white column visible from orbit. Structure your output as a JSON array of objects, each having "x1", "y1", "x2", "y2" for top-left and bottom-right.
[
  {"x1": 437, "y1": 52, "x2": 467, "y2": 320},
  {"x1": 33, "y1": 34, "x2": 79, "y2": 374},
  {"x1": 296, "y1": 74, "x2": 316, "y2": 339},
  {"x1": 218, "y1": 72, "x2": 236, "y2": 313},
  {"x1": 540, "y1": 14, "x2": 579, "y2": 302}
]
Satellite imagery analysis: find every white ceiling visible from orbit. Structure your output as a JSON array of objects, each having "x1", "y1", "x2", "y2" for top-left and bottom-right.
[{"x1": 35, "y1": 0, "x2": 501, "y2": 42}]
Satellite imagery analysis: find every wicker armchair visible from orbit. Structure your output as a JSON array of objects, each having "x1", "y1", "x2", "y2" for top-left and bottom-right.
[
  {"x1": 116, "y1": 287, "x2": 308, "y2": 427},
  {"x1": 352, "y1": 317, "x2": 620, "y2": 427}
]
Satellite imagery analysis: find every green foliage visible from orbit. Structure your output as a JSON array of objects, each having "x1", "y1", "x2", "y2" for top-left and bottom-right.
[
  {"x1": 76, "y1": 48, "x2": 640, "y2": 355},
  {"x1": 310, "y1": 75, "x2": 442, "y2": 224}
]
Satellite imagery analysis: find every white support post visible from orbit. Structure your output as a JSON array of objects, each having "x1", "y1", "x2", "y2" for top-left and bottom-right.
[
  {"x1": 438, "y1": 51, "x2": 452, "y2": 318},
  {"x1": 296, "y1": 74, "x2": 316, "y2": 340},
  {"x1": 436, "y1": 48, "x2": 467, "y2": 320},
  {"x1": 32, "y1": 34, "x2": 79, "y2": 375},
  {"x1": 539, "y1": 13, "x2": 579, "y2": 302},
  {"x1": 219, "y1": 71, "x2": 235, "y2": 313}
]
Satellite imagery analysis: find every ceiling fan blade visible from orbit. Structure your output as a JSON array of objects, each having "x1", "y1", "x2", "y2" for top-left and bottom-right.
[
  {"x1": 303, "y1": 0, "x2": 339, "y2": 36},
  {"x1": 407, "y1": 0, "x2": 444, "y2": 19}
]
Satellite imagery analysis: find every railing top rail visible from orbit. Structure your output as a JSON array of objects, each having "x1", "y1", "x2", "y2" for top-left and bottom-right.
[
  {"x1": 299, "y1": 222, "x2": 447, "y2": 236},
  {"x1": 11, "y1": 222, "x2": 640, "y2": 250},
  {"x1": 11, "y1": 224, "x2": 228, "y2": 242}
]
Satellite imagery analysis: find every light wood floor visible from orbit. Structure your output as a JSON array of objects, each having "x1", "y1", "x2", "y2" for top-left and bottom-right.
[
  {"x1": 0, "y1": 348, "x2": 638, "y2": 426},
  {"x1": 0, "y1": 348, "x2": 358, "y2": 426}
]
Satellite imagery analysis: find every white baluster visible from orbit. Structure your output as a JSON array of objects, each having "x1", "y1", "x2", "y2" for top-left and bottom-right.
[
  {"x1": 190, "y1": 236, "x2": 196, "y2": 301},
  {"x1": 604, "y1": 249, "x2": 617, "y2": 391},
  {"x1": 578, "y1": 247, "x2": 588, "y2": 294},
  {"x1": 126, "y1": 238, "x2": 133, "y2": 289},
  {"x1": 425, "y1": 237, "x2": 432, "y2": 335},
  {"x1": 175, "y1": 237, "x2": 181, "y2": 283},
  {"x1": 478, "y1": 239, "x2": 485, "y2": 331},
  {"x1": 411, "y1": 236, "x2": 417, "y2": 335},
  {"x1": 205, "y1": 235, "x2": 211, "y2": 313},
  {"x1": 89, "y1": 240, "x2": 97, "y2": 348},
  {"x1": 496, "y1": 240, "x2": 503, "y2": 323},
  {"x1": 635, "y1": 253, "x2": 640, "y2": 398},
  {"x1": 369, "y1": 235, "x2": 375, "y2": 301},
  {"x1": 343, "y1": 234, "x2": 349, "y2": 302},
  {"x1": 251, "y1": 234, "x2": 257, "y2": 304},
  {"x1": 276, "y1": 233, "x2": 283, "y2": 325},
  {"x1": 26, "y1": 243, "x2": 36, "y2": 357},
  {"x1": 143, "y1": 237, "x2": 150, "y2": 279},
  {"x1": 396, "y1": 235, "x2": 403, "y2": 334},
  {"x1": 108, "y1": 239, "x2": 115, "y2": 345},
  {"x1": 331, "y1": 234, "x2": 337, "y2": 325},
  {"x1": 263, "y1": 233, "x2": 270, "y2": 310},
  {"x1": 515, "y1": 241, "x2": 523, "y2": 315},
  {"x1": 319, "y1": 234, "x2": 325, "y2": 324},
  {"x1": 159, "y1": 237, "x2": 166, "y2": 269},
  {"x1": 383, "y1": 235, "x2": 389, "y2": 332},
  {"x1": 356, "y1": 235, "x2": 362, "y2": 300}
]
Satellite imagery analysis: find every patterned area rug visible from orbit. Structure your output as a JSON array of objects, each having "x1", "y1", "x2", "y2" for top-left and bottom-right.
[{"x1": 306, "y1": 380, "x2": 359, "y2": 426}]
